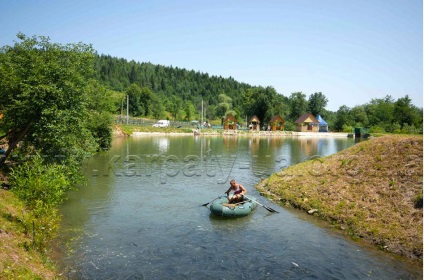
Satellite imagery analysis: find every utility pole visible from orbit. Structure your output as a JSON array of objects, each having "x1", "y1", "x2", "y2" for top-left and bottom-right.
[{"x1": 126, "y1": 94, "x2": 129, "y2": 125}]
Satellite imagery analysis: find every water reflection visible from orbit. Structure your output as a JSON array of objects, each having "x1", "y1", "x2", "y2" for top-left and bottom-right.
[{"x1": 56, "y1": 135, "x2": 422, "y2": 279}]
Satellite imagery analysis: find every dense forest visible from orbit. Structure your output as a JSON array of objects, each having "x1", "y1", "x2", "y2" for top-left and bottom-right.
[{"x1": 94, "y1": 54, "x2": 423, "y2": 134}]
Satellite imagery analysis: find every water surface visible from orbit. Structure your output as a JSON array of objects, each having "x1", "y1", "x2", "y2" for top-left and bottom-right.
[{"x1": 56, "y1": 135, "x2": 422, "y2": 279}]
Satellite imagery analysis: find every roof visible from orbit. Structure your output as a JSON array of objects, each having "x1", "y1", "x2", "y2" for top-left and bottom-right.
[
  {"x1": 248, "y1": 115, "x2": 260, "y2": 123},
  {"x1": 269, "y1": 115, "x2": 285, "y2": 123},
  {"x1": 223, "y1": 113, "x2": 237, "y2": 123},
  {"x1": 316, "y1": 115, "x2": 328, "y2": 125},
  {"x1": 294, "y1": 113, "x2": 319, "y2": 124}
]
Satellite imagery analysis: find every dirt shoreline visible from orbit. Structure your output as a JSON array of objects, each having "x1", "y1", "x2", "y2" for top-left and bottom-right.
[{"x1": 256, "y1": 135, "x2": 423, "y2": 261}]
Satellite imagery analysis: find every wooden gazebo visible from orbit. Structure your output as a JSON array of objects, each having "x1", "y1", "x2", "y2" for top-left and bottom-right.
[
  {"x1": 294, "y1": 113, "x2": 319, "y2": 132},
  {"x1": 248, "y1": 115, "x2": 260, "y2": 131},
  {"x1": 223, "y1": 113, "x2": 237, "y2": 130},
  {"x1": 269, "y1": 115, "x2": 285, "y2": 131}
]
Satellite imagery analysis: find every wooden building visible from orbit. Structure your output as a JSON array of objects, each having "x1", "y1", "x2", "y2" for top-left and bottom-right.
[
  {"x1": 269, "y1": 115, "x2": 285, "y2": 131},
  {"x1": 294, "y1": 113, "x2": 319, "y2": 132},
  {"x1": 223, "y1": 113, "x2": 237, "y2": 130},
  {"x1": 248, "y1": 115, "x2": 260, "y2": 131}
]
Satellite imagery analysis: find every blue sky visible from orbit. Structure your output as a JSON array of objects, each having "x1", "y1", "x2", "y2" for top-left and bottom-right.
[{"x1": 1, "y1": 0, "x2": 422, "y2": 111}]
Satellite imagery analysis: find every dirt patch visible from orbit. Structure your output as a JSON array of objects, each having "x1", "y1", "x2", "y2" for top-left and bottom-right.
[
  {"x1": 112, "y1": 124, "x2": 129, "y2": 137},
  {"x1": 257, "y1": 135, "x2": 423, "y2": 260}
]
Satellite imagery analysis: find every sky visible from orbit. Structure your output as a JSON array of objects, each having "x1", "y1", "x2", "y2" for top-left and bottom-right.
[{"x1": 1, "y1": 0, "x2": 422, "y2": 111}]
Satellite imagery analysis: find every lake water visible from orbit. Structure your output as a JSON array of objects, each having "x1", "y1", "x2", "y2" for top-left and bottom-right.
[{"x1": 55, "y1": 135, "x2": 422, "y2": 279}]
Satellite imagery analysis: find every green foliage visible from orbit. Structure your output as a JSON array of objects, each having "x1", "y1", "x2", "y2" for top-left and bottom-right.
[
  {"x1": 332, "y1": 95, "x2": 422, "y2": 133},
  {"x1": 10, "y1": 154, "x2": 77, "y2": 207},
  {"x1": 94, "y1": 55, "x2": 253, "y2": 119},
  {"x1": 288, "y1": 92, "x2": 308, "y2": 121},
  {"x1": 308, "y1": 92, "x2": 328, "y2": 116},
  {"x1": 9, "y1": 154, "x2": 79, "y2": 250},
  {"x1": 369, "y1": 125, "x2": 386, "y2": 133},
  {"x1": 242, "y1": 86, "x2": 285, "y2": 124},
  {"x1": 342, "y1": 124, "x2": 354, "y2": 133},
  {"x1": 0, "y1": 33, "x2": 108, "y2": 164},
  {"x1": 334, "y1": 105, "x2": 353, "y2": 131},
  {"x1": 283, "y1": 121, "x2": 296, "y2": 131},
  {"x1": 184, "y1": 100, "x2": 197, "y2": 121}
]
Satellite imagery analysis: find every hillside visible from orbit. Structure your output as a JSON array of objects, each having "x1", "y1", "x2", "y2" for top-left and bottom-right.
[
  {"x1": 257, "y1": 135, "x2": 423, "y2": 260},
  {"x1": 94, "y1": 54, "x2": 256, "y2": 106}
]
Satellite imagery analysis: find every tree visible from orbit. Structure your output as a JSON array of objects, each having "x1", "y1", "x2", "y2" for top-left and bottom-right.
[
  {"x1": 184, "y1": 100, "x2": 196, "y2": 121},
  {"x1": 85, "y1": 80, "x2": 115, "y2": 149},
  {"x1": 350, "y1": 105, "x2": 369, "y2": 127},
  {"x1": 216, "y1": 93, "x2": 232, "y2": 118},
  {"x1": 0, "y1": 33, "x2": 98, "y2": 165},
  {"x1": 308, "y1": 92, "x2": 328, "y2": 116},
  {"x1": 393, "y1": 95, "x2": 417, "y2": 128},
  {"x1": 334, "y1": 105, "x2": 353, "y2": 131},
  {"x1": 126, "y1": 83, "x2": 144, "y2": 116},
  {"x1": 364, "y1": 96, "x2": 394, "y2": 128},
  {"x1": 288, "y1": 92, "x2": 308, "y2": 121},
  {"x1": 168, "y1": 95, "x2": 183, "y2": 120}
]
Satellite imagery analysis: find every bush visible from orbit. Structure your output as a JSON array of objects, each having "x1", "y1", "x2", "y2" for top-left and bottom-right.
[
  {"x1": 342, "y1": 124, "x2": 353, "y2": 133},
  {"x1": 283, "y1": 121, "x2": 295, "y2": 131},
  {"x1": 9, "y1": 153, "x2": 76, "y2": 250},
  {"x1": 369, "y1": 125, "x2": 386, "y2": 133}
]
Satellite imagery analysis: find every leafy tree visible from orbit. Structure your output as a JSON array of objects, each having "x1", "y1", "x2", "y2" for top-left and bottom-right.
[
  {"x1": 350, "y1": 105, "x2": 369, "y2": 127},
  {"x1": 393, "y1": 95, "x2": 417, "y2": 127},
  {"x1": 168, "y1": 95, "x2": 183, "y2": 120},
  {"x1": 184, "y1": 100, "x2": 196, "y2": 121},
  {"x1": 308, "y1": 92, "x2": 328, "y2": 116},
  {"x1": 364, "y1": 96, "x2": 394, "y2": 128},
  {"x1": 126, "y1": 83, "x2": 144, "y2": 116},
  {"x1": 334, "y1": 105, "x2": 353, "y2": 131},
  {"x1": 150, "y1": 94, "x2": 166, "y2": 119},
  {"x1": 0, "y1": 33, "x2": 98, "y2": 165},
  {"x1": 85, "y1": 80, "x2": 115, "y2": 149},
  {"x1": 242, "y1": 86, "x2": 281, "y2": 124},
  {"x1": 216, "y1": 93, "x2": 232, "y2": 118},
  {"x1": 288, "y1": 92, "x2": 308, "y2": 121}
]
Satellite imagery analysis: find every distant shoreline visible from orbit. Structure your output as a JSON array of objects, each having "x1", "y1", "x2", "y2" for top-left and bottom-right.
[{"x1": 131, "y1": 131, "x2": 350, "y2": 137}]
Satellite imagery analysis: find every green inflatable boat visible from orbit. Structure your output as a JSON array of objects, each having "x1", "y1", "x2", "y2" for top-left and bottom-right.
[{"x1": 209, "y1": 196, "x2": 257, "y2": 217}]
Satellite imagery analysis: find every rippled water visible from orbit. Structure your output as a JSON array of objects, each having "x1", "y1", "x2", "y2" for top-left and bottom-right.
[{"x1": 55, "y1": 135, "x2": 422, "y2": 279}]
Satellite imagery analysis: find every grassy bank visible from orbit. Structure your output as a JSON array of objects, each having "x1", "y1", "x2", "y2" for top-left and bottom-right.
[
  {"x1": 0, "y1": 189, "x2": 58, "y2": 279},
  {"x1": 115, "y1": 124, "x2": 193, "y2": 135},
  {"x1": 257, "y1": 135, "x2": 423, "y2": 260}
]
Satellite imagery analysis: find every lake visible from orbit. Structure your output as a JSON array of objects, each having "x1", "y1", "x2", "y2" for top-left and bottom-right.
[{"x1": 54, "y1": 135, "x2": 422, "y2": 279}]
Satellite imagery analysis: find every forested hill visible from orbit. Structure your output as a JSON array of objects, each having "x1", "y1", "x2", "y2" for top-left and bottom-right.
[
  {"x1": 96, "y1": 55, "x2": 251, "y2": 100},
  {"x1": 94, "y1": 54, "x2": 257, "y2": 113}
]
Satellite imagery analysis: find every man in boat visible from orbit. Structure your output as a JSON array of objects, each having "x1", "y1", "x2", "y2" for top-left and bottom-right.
[{"x1": 225, "y1": 179, "x2": 247, "y2": 204}]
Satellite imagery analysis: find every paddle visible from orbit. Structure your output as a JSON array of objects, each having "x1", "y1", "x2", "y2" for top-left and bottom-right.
[
  {"x1": 245, "y1": 195, "x2": 279, "y2": 213},
  {"x1": 201, "y1": 194, "x2": 225, "y2": 207}
]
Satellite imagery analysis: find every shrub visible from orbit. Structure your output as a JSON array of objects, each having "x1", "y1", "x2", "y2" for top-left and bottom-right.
[{"x1": 9, "y1": 153, "x2": 77, "y2": 250}]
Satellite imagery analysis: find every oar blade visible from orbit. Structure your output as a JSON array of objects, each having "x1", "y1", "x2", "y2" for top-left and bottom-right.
[
  {"x1": 264, "y1": 205, "x2": 278, "y2": 213},
  {"x1": 246, "y1": 195, "x2": 279, "y2": 213},
  {"x1": 201, "y1": 194, "x2": 224, "y2": 207}
]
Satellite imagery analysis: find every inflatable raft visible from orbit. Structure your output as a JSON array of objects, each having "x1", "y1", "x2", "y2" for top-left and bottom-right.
[{"x1": 209, "y1": 196, "x2": 257, "y2": 217}]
